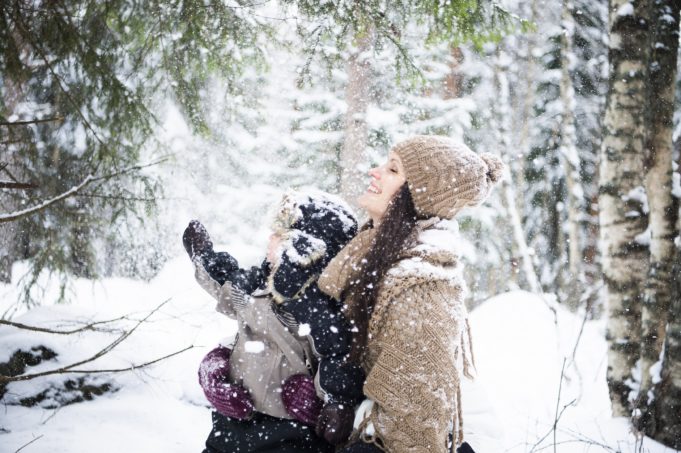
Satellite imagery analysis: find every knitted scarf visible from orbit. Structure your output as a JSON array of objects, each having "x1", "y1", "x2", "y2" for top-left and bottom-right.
[
  {"x1": 317, "y1": 225, "x2": 377, "y2": 311},
  {"x1": 319, "y1": 218, "x2": 476, "y2": 453}
]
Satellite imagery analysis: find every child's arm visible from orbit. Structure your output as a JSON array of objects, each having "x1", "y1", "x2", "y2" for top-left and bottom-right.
[{"x1": 183, "y1": 220, "x2": 268, "y2": 316}]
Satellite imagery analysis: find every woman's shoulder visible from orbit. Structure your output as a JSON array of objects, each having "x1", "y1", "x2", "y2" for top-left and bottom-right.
[{"x1": 385, "y1": 217, "x2": 465, "y2": 289}]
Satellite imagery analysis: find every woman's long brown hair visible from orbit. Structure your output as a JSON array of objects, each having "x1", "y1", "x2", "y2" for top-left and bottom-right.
[{"x1": 343, "y1": 183, "x2": 418, "y2": 362}]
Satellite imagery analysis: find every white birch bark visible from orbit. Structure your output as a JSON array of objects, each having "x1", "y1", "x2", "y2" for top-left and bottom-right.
[
  {"x1": 638, "y1": 0, "x2": 680, "y2": 421},
  {"x1": 642, "y1": 0, "x2": 681, "y2": 445},
  {"x1": 559, "y1": 0, "x2": 586, "y2": 302},
  {"x1": 599, "y1": 0, "x2": 651, "y2": 417}
]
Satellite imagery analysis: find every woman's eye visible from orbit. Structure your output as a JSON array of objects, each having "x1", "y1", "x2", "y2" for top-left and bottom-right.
[{"x1": 390, "y1": 168, "x2": 398, "y2": 173}]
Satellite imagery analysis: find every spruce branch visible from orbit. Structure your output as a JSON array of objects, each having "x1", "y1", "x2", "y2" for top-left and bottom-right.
[{"x1": 11, "y1": 7, "x2": 111, "y2": 172}]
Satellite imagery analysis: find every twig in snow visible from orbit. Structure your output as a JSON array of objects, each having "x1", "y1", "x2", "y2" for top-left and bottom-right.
[
  {"x1": 529, "y1": 358, "x2": 577, "y2": 453},
  {"x1": 558, "y1": 426, "x2": 627, "y2": 453},
  {"x1": 14, "y1": 434, "x2": 43, "y2": 453},
  {"x1": 40, "y1": 406, "x2": 62, "y2": 425}
]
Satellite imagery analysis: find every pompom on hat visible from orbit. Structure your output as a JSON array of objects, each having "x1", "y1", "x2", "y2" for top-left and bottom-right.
[{"x1": 391, "y1": 135, "x2": 504, "y2": 220}]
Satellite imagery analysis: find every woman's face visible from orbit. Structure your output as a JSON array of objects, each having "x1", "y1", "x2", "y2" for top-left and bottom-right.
[{"x1": 357, "y1": 151, "x2": 407, "y2": 222}]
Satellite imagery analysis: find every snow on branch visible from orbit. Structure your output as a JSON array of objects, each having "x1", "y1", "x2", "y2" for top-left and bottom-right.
[
  {"x1": 0, "y1": 298, "x2": 193, "y2": 383},
  {"x1": 0, "y1": 159, "x2": 166, "y2": 224},
  {"x1": 0, "y1": 174, "x2": 94, "y2": 223}
]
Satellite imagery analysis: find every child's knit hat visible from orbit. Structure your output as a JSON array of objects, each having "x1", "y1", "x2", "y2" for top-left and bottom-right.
[{"x1": 392, "y1": 135, "x2": 504, "y2": 219}]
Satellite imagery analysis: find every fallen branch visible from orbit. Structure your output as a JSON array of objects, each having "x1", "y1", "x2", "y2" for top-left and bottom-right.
[
  {"x1": 0, "y1": 313, "x2": 129, "y2": 335},
  {"x1": 58, "y1": 345, "x2": 195, "y2": 375},
  {"x1": 0, "y1": 299, "x2": 172, "y2": 383}
]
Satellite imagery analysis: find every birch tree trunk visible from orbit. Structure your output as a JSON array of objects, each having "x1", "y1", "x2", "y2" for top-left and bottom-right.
[
  {"x1": 559, "y1": 0, "x2": 586, "y2": 308},
  {"x1": 642, "y1": 0, "x2": 681, "y2": 444},
  {"x1": 339, "y1": 31, "x2": 371, "y2": 205},
  {"x1": 599, "y1": 0, "x2": 651, "y2": 417},
  {"x1": 638, "y1": 0, "x2": 681, "y2": 433}
]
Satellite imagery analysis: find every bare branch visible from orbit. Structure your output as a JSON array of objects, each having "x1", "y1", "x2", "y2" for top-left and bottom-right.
[
  {"x1": 0, "y1": 313, "x2": 129, "y2": 335},
  {"x1": 0, "y1": 117, "x2": 64, "y2": 127},
  {"x1": 73, "y1": 193, "x2": 157, "y2": 203},
  {"x1": 0, "y1": 299, "x2": 172, "y2": 383},
  {"x1": 0, "y1": 174, "x2": 94, "y2": 223},
  {"x1": 0, "y1": 158, "x2": 167, "y2": 224},
  {"x1": 58, "y1": 345, "x2": 195, "y2": 375},
  {"x1": 0, "y1": 181, "x2": 38, "y2": 189},
  {"x1": 529, "y1": 358, "x2": 578, "y2": 453},
  {"x1": 14, "y1": 434, "x2": 43, "y2": 453}
]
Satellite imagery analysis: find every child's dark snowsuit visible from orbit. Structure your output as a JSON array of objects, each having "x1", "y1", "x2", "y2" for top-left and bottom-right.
[{"x1": 185, "y1": 190, "x2": 365, "y2": 453}]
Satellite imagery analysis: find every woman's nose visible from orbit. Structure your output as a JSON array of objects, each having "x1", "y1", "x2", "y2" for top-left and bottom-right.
[{"x1": 368, "y1": 167, "x2": 381, "y2": 179}]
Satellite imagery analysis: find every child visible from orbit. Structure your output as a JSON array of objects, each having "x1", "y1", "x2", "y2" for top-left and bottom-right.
[{"x1": 183, "y1": 190, "x2": 364, "y2": 453}]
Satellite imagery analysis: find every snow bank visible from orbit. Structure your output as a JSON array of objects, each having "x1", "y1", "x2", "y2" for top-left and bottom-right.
[
  {"x1": 1, "y1": 269, "x2": 678, "y2": 452},
  {"x1": 468, "y1": 291, "x2": 677, "y2": 452}
]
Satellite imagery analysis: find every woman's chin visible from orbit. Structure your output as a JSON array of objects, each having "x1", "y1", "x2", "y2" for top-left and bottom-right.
[{"x1": 356, "y1": 193, "x2": 371, "y2": 209}]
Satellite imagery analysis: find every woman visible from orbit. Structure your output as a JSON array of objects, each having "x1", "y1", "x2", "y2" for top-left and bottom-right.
[
  {"x1": 183, "y1": 190, "x2": 364, "y2": 453},
  {"x1": 315, "y1": 136, "x2": 503, "y2": 453}
]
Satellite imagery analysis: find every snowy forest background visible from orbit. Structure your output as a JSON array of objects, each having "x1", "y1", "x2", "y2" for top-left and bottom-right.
[{"x1": 1, "y1": 0, "x2": 681, "y2": 452}]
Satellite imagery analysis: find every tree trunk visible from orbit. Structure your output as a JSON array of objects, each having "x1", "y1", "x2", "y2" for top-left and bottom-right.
[
  {"x1": 637, "y1": 0, "x2": 681, "y2": 435},
  {"x1": 636, "y1": 0, "x2": 681, "y2": 444},
  {"x1": 599, "y1": 0, "x2": 651, "y2": 417},
  {"x1": 0, "y1": 40, "x2": 28, "y2": 284},
  {"x1": 654, "y1": 257, "x2": 681, "y2": 448},
  {"x1": 443, "y1": 47, "x2": 464, "y2": 100},
  {"x1": 339, "y1": 30, "x2": 371, "y2": 206},
  {"x1": 559, "y1": 0, "x2": 586, "y2": 308},
  {"x1": 516, "y1": 0, "x2": 539, "y2": 256},
  {"x1": 493, "y1": 47, "x2": 542, "y2": 294}
]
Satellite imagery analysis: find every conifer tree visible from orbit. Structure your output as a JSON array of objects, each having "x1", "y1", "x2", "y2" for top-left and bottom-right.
[{"x1": 0, "y1": 1, "x2": 267, "y2": 303}]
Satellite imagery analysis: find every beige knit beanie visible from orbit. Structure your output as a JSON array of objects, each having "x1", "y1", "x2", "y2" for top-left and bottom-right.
[{"x1": 392, "y1": 135, "x2": 504, "y2": 220}]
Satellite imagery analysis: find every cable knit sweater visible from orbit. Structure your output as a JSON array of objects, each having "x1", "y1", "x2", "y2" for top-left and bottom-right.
[{"x1": 319, "y1": 217, "x2": 475, "y2": 453}]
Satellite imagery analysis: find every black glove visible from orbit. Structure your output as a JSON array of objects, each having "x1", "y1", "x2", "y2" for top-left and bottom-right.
[
  {"x1": 457, "y1": 442, "x2": 476, "y2": 453},
  {"x1": 182, "y1": 220, "x2": 213, "y2": 258},
  {"x1": 315, "y1": 402, "x2": 355, "y2": 445}
]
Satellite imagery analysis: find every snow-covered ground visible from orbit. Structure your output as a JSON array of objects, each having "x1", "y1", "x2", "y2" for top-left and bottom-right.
[{"x1": 0, "y1": 256, "x2": 678, "y2": 453}]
